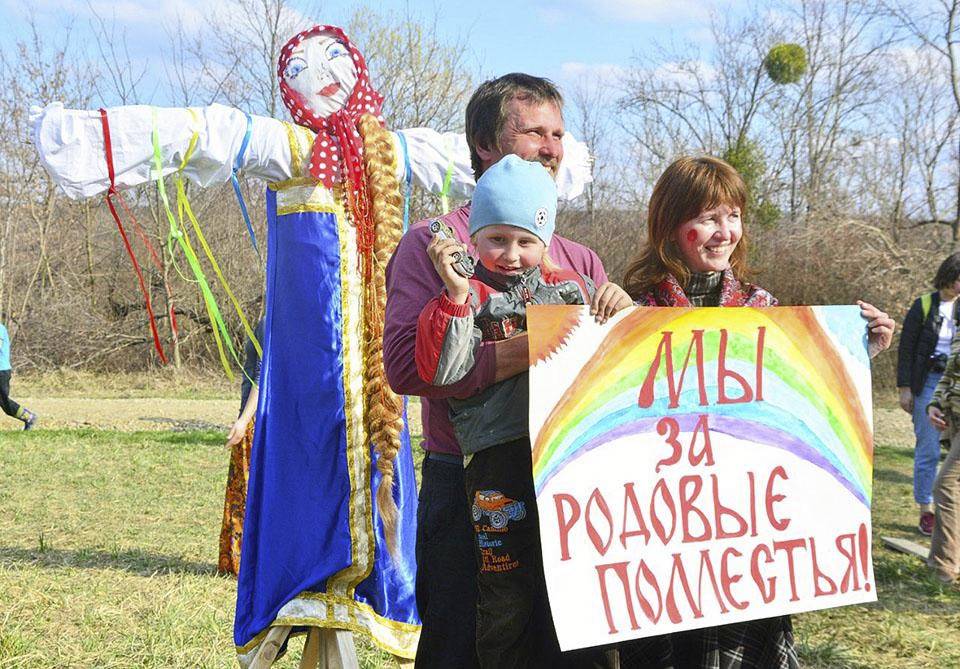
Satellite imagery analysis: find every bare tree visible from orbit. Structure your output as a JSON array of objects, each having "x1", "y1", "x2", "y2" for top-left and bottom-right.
[
  {"x1": 185, "y1": 0, "x2": 318, "y2": 117},
  {"x1": 882, "y1": 0, "x2": 960, "y2": 244},
  {"x1": 349, "y1": 6, "x2": 474, "y2": 131}
]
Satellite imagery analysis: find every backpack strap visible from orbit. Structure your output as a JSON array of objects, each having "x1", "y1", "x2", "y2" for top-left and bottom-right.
[{"x1": 921, "y1": 292, "x2": 934, "y2": 322}]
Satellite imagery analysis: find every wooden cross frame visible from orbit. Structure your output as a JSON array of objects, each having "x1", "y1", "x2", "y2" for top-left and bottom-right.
[{"x1": 248, "y1": 625, "x2": 414, "y2": 669}]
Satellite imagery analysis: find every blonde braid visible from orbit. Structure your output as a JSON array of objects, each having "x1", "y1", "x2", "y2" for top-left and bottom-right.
[{"x1": 358, "y1": 113, "x2": 405, "y2": 558}]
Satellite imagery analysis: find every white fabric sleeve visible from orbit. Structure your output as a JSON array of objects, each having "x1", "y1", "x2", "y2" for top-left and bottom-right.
[
  {"x1": 391, "y1": 128, "x2": 593, "y2": 202},
  {"x1": 32, "y1": 102, "x2": 594, "y2": 202},
  {"x1": 31, "y1": 102, "x2": 297, "y2": 199}
]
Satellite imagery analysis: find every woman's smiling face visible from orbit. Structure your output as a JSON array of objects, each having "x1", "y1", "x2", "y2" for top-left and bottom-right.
[
  {"x1": 673, "y1": 203, "x2": 742, "y2": 273},
  {"x1": 281, "y1": 32, "x2": 357, "y2": 118}
]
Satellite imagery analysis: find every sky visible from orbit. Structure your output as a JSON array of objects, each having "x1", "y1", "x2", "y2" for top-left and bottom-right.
[{"x1": 0, "y1": 0, "x2": 745, "y2": 107}]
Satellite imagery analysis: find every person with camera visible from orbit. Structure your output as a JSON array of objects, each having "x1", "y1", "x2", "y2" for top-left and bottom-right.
[{"x1": 898, "y1": 253, "x2": 960, "y2": 536}]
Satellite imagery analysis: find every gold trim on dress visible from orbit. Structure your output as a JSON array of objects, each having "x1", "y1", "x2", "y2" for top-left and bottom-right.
[
  {"x1": 281, "y1": 122, "x2": 316, "y2": 178},
  {"x1": 325, "y1": 192, "x2": 376, "y2": 604},
  {"x1": 235, "y1": 589, "x2": 420, "y2": 663}
]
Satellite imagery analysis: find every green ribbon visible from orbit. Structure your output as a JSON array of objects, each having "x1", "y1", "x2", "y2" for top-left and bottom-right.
[{"x1": 151, "y1": 108, "x2": 238, "y2": 379}]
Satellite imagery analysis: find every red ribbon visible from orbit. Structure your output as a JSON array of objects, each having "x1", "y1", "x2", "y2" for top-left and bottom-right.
[{"x1": 99, "y1": 108, "x2": 168, "y2": 364}]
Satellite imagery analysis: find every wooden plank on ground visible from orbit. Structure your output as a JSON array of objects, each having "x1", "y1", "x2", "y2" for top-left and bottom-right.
[{"x1": 882, "y1": 535, "x2": 929, "y2": 561}]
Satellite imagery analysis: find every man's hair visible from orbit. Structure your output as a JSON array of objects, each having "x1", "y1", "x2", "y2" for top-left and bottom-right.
[
  {"x1": 934, "y1": 252, "x2": 960, "y2": 290},
  {"x1": 464, "y1": 73, "x2": 563, "y2": 180},
  {"x1": 624, "y1": 156, "x2": 750, "y2": 297}
]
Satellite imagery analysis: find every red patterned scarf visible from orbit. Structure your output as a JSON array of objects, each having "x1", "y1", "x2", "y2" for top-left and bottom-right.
[
  {"x1": 634, "y1": 269, "x2": 778, "y2": 307},
  {"x1": 278, "y1": 25, "x2": 384, "y2": 251}
]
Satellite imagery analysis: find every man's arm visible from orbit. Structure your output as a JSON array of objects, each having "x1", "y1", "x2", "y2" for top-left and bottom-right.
[{"x1": 491, "y1": 334, "x2": 530, "y2": 383}]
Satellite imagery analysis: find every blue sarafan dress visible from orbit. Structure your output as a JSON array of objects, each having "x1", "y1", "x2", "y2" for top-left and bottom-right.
[{"x1": 234, "y1": 130, "x2": 420, "y2": 663}]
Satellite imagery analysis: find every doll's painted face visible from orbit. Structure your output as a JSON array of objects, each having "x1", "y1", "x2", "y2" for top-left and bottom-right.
[{"x1": 282, "y1": 32, "x2": 358, "y2": 118}]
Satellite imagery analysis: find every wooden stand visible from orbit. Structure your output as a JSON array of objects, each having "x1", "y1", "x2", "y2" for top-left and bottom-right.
[{"x1": 249, "y1": 625, "x2": 414, "y2": 668}]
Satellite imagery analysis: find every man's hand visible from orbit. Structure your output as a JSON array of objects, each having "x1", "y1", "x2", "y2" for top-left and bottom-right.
[
  {"x1": 858, "y1": 300, "x2": 895, "y2": 359},
  {"x1": 427, "y1": 235, "x2": 471, "y2": 303},
  {"x1": 929, "y1": 405, "x2": 948, "y2": 431},
  {"x1": 898, "y1": 387, "x2": 914, "y2": 414},
  {"x1": 591, "y1": 282, "x2": 633, "y2": 324},
  {"x1": 492, "y1": 333, "x2": 530, "y2": 384}
]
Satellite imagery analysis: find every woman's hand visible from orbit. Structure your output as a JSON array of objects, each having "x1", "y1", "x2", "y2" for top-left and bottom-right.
[
  {"x1": 427, "y1": 234, "x2": 471, "y2": 304},
  {"x1": 591, "y1": 282, "x2": 633, "y2": 324},
  {"x1": 858, "y1": 301, "x2": 895, "y2": 359},
  {"x1": 929, "y1": 405, "x2": 948, "y2": 431},
  {"x1": 898, "y1": 387, "x2": 914, "y2": 414},
  {"x1": 226, "y1": 418, "x2": 248, "y2": 447}
]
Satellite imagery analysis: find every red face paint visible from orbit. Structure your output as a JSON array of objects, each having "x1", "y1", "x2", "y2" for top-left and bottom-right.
[{"x1": 686, "y1": 229, "x2": 698, "y2": 243}]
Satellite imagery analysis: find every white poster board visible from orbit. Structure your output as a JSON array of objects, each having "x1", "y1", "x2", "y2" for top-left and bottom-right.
[{"x1": 527, "y1": 305, "x2": 876, "y2": 650}]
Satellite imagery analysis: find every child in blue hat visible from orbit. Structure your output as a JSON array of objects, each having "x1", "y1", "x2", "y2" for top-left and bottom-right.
[{"x1": 416, "y1": 155, "x2": 629, "y2": 666}]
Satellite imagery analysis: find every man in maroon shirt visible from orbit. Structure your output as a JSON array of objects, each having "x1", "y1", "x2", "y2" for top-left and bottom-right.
[{"x1": 383, "y1": 73, "x2": 624, "y2": 667}]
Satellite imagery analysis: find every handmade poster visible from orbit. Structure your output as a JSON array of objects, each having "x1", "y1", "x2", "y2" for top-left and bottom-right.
[{"x1": 527, "y1": 305, "x2": 876, "y2": 650}]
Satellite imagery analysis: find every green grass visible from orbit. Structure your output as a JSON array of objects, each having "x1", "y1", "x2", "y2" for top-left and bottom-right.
[
  {"x1": 0, "y1": 430, "x2": 394, "y2": 668},
  {"x1": 793, "y1": 411, "x2": 960, "y2": 668},
  {"x1": 0, "y1": 409, "x2": 957, "y2": 667}
]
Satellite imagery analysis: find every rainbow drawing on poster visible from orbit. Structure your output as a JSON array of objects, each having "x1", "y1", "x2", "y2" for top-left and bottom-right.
[{"x1": 529, "y1": 305, "x2": 873, "y2": 506}]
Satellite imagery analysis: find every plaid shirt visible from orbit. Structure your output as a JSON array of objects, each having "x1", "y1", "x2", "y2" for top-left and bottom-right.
[{"x1": 618, "y1": 616, "x2": 798, "y2": 669}]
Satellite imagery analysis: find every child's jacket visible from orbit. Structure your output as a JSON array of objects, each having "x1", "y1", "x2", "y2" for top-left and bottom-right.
[{"x1": 416, "y1": 263, "x2": 594, "y2": 455}]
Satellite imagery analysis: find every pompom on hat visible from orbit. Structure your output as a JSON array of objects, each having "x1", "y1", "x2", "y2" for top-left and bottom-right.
[{"x1": 469, "y1": 155, "x2": 557, "y2": 245}]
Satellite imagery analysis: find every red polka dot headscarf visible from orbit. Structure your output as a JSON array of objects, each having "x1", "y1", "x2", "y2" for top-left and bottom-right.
[{"x1": 278, "y1": 25, "x2": 384, "y2": 191}]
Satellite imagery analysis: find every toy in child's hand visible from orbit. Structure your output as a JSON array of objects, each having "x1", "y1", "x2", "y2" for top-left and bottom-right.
[{"x1": 429, "y1": 220, "x2": 475, "y2": 278}]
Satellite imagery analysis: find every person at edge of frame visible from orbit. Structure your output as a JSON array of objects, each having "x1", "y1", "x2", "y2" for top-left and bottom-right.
[
  {"x1": 0, "y1": 319, "x2": 38, "y2": 430},
  {"x1": 897, "y1": 252, "x2": 960, "y2": 536}
]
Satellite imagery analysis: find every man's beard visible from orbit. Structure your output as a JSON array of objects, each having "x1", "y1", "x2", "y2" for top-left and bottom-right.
[{"x1": 535, "y1": 156, "x2": 560, "y2": 177}]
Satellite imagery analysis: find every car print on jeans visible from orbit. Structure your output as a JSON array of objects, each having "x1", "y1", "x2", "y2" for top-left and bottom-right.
[{"x1": 472, "y1": 489, "x2": 526, "y2": 529}]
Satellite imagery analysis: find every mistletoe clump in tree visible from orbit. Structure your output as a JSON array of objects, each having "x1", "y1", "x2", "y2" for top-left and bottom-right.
[{"x1": 763, "y1": 43, "x2": 807, "y2": 85}]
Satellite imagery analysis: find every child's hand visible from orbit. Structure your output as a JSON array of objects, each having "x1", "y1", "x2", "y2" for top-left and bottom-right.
[
  {"x1": 427, "y1": 234, "x2": 471, "y2": 304},
  {"x1": 591, "y1": 282, "x2": 633, "y2": 324}
]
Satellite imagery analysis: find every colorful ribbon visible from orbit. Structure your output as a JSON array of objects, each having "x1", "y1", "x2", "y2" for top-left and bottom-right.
[
  {"x1": 177, "y1": 110, "x2": 261, "y2": 359},
  {"x1": 396, "y1": 130, "x2": 412, "y2": 232},
  {"x1": 231, "y1": 113, "x2": 260, "y2": 258},
  {"x1": 439, "y1": 136, "x2": 455, "y2": 215},
  {"x1": 98, "y1": 108, "x2": 168, "y2": 364},
  {"x1": 152, "y1": 108, "x2": 237, "y2": 379}
]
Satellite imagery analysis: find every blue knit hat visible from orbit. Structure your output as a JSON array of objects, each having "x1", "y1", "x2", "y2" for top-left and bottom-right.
[{"x1": 469, "y1": 155, "x2": 557, "y2": 244}]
